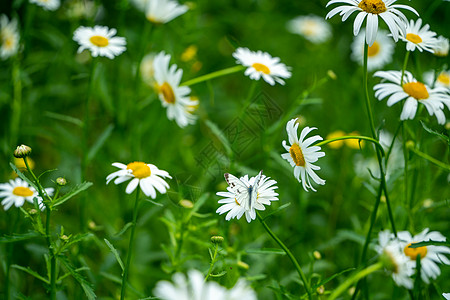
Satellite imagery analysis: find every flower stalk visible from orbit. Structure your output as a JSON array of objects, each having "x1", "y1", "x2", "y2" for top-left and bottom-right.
[{"x1": 181, "y1": 65, "x2": 245, "y2": 86}]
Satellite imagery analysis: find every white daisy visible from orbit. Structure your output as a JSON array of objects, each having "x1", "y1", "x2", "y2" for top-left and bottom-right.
[
  {"x1": 106, "y1": 161, "x2": 171, "y2": 198},
  {"x1": 423, "y1": 69, "x2": 450, "y2": 90},
  {"x1": 287, "y1": 15, "x2": 332, "y2": 44},
  {"x1": 145, "y1": 0, "x2": 188, "y2": 24},
  {"x1": 281, "y1": 118, "x2": 325, "y2": 192},
  {"x1": 433, "y1": 36, "x2": 449, "y2": 57},
  {"x1": 73, "y1": 25, "x2": 126, "y2": 59},
  {"x1": 0, "y1": 178, "x2": 54, "y2": 211},
  {"x1": 29, "y1": 0, "x2": 60, "y2": 11},
  {"x1": 443, "y1": 293, "x2": 450, "y2": 300},
  {"x1": 351, "y1": 29, "x2": 395, "y2": 71},
  {"x1": 374, "y1": 70, "x2": 450, "y2": 124},
  {"x1": 153, "y1": 51, "x2": 197, "y2": 128},
  {"x1": 325, "y1": 0, "x2": 418, "y2": 46},
  {"x1": 232, "y1": 47, "x2": 291, "y2": 86},
  {"x1": 376, "y1": 230, "x2": 414, "y2": 289},
  {"x1": 0, "y1": 15, "x2": 20, "y2": 60},
  {"x1": 216, "y1": 172, "x2": 279, "y2": 223},
  {"x1": 131, "y1": 0, "x2": 149, "y2": 12},
  {"x1": 399, "y1": 18, "x2": 438, "y2": 53},
  {"x1": 398, "y1": 229, "x2": 450, "y2": 283}
]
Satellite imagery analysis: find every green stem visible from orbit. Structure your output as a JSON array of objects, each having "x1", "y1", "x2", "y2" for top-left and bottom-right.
[
  {"x1": 410, "y1": 146, "x2": 450, "y2": 171},
  {"x1": 120, "y1": 188, "x2": 141, "y2": 300},
  {"x1": 204, "y1": 243, "x2": 219, "y2": 282},
  {"x1": 402, "y1": 122, "x2": 409, "y2": 207},
  {"x1": 329, "y1": 262, "x2": 383, "y2": 300},
  {"x1": 181, "y1": 65, "x2": 245, "y2": 86},
  {"x1": 10, "y1": 58, "x2": 22, "y2": 151},
  {"x1": 256, "y1": 212, "x2": 312, "y2": 299},
  {"x1": 316, "y1": 135, "x2": 385, "y2": 156},
  {"x1": 400, "y1": 51, "x2": 410, "y2": 85}
]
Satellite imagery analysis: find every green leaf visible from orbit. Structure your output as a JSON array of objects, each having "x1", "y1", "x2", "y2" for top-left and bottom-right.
[
  {"x1": 0, "y1": 231, "x2": 40, "y2": 243},
  {"x1": 9, "y1": 163, "x2": 39, "y2": 191},
  {"x1": 113, "y1": 222, "x2": 133, "y2": 237},
  {"x1": 420, "y1": 121, "x2": 450, "y2": 145},
  {"x1": 246, "y1": 248, "x2": 286, "y2": 255},
  {"x1": 58, "y1": 233, "x2": 93, "y2": 254},
  {"x1": 52, "y1": 182, "x2": 93, "y2": 207},
  {"x1": 204, "y1": 120, "x2": 233, "y2": 156},
  {"x1": 312, "y1": 268, "x2": 355, "y2": 289},
  {"x1": 409, "y1": 240, "x2": 450, "y2": 248},
  {"x1": 44, "y1": 111, "x2": 83, "y2": 127},
  {"x1": 210, "y1": 270, "x2": 227, "y2": 277},
  {"x1": 262, "y1": 202, "x2": 291, "y2": 221},
  {"x1": 11, "y1": 264, "x2": 49, "y2": 284},
  {"x1": 100, "y1": 271, "x2": 146, "y2": 298},
  {"x1": 87, "y1": 124, "x2": 114, "y2": 162},
  {"x1": 104, "y1": 239, "x2": 124, "y2": 272},
  {"x1": 58, "y1": 255, "x2": 96, "y2": 300}
]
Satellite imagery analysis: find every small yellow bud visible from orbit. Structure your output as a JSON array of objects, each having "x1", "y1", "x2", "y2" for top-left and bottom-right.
[
  {"x1": 445, "y1": 122, "x2": 450, "y2": 130},
  {"x1": 405, "y1": 140, "x2": 415, "y2": 149},
  {"x1": 179, "y1": 199, "x2": 194, "y2": 209},
  {"x1": 327, "y1": 70, "x2": 337, "y2": 80},
  {"x1": 61, "y1": 235, "x2": 70, "y2": 241},
  {"x1": 422, "y1": 198, "x2": 433, "y2": 208},
  {"x1": 211, "y1": 235, "x2": 224, "y2": 244},
  {"x1": 313, "y1": 250, "x2": 322, "y2": 260},
  {"x1": 88, "y1": 221, "x2": 96, "y2": 230},
  {"x1": 56, "y1": 177, "x2": 67, "y2": 186},
  {"x1": 348, "y1": 286, "x2": 356, "y2": 296},
  {"x1": 29, "y1": 208, "x2": 38, "y2": 215},
  {"x1": 237, "y1": 261, "x2": 249, "y2": 270},
  {"x1": 14, "y1": 145, "x2": 32, "y2": 158},
  {"x1": 317, "y1": 285, "x2": 325, "y2": 295},
  {"x1": 380, "y1": 195, "x2": 386, "y2": 203}
]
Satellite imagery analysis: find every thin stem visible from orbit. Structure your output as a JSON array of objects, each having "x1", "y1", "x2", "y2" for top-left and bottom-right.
[
  {"x1": 410, "y1": 146, "x2": 450, "y2": 171},
  {"x1": 204, "y1": 243, "x2": 219, "y2": 282},
  {"x1": 256, "y1": 212, "x2": 312, "y2": 299},
  {"x1": 402, "y1": 122, "x2": 409, "y2": 207},
  {"x1": 400, "y1": 51, "x2": 410, "y2": 85},
  {"x1": 10, "y1": 58, "x2": 22, "y2": 151},
  {"x1": 181, "y1": 65, "x2": 245, "y2": 86},
  {"x1": 316, "y1": 135, "x2": 385, "y2": 157},
  {"x1": 120, "y1": 188, "x2": 141, "y2": 300}
]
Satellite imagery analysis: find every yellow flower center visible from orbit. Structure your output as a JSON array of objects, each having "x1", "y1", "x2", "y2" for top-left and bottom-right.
[
  {"x1": 437, "y1": 73, "x2": 450, "y2": 85},
  {"x1": 89, "y1": 35, "x2": 109, "y2": 47},
  {"x1": 358, "y1": 0, "x2": 387, "y2": 14},
  {"x1": 289, "y1": 143, "x2": 305, "y2": 167},
  {"x1": 368, "y1": 41, "x2": 380, "y2": 57},
  {"x1": 402, "y1": 82, "x2": 429, "y2": 100},
  {"x1": 159, "y1": 82, "x2": 176, "y2": 104},
  {"x1": 302, "y1": 20, "x2": 317, "y2": 36},
  {"x1": 252, "y1": 63, "x2": 271, "y2": 74},
  {"x1": 126, "y1": 162, "x2": 151, "y2": 179},
  {"x1": 12, "y1": 186, "x2": 34, "y2": 197},
  {"x1": 406, "y1": 33, "x2": 422, "y2": 44},
  {"x1": 404, "y1": 242, "x2": 427, "y2": 260}
]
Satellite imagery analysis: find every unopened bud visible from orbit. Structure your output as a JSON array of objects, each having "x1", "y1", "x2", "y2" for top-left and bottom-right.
[
  {"x1": 406, "y1": 140, "x2": 415, "y2": 149},
  {"x1": 88, "y1": 221, "x2": 96, "y2": 230},
  {"x1": 211, "y1": 235, "x2": 224, "y2": 244},
  {"x1": 29, "y1": 208, "x2": 38, "y2": 215},
  {"x1": 313, "y1": 250, "x2": 321, "y2": 260},
  {"x1": 237, "y1": 260, "x2": 249, "y2": 270},
  {"x1": 14, "y1": 145, "x2": 32, "y2": 158},
  {"x1": 179, "y1": 199, "x2": 194, "y2": 209},
  {"x1": 61, "y1": 235, "x2": 70, "y2": 241},
  {"x1": 317, "y1": 285, "x2": 325, "y2": 295},
  {"x1": 327, "y1": 70, "x2": 337, "y2": 80},
  {"x1": 56, "y1": 177, "x2": 67, "y2": 186}
]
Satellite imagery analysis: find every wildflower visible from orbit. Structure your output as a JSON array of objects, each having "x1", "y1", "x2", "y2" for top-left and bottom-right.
[
  {"x1": 73, "y1": 25, "x2": 126, "y2": 59},
  {"x1": 140, "y1": 52, "x2": 156, "y2": 85},
  {"x1": 153, "y1": 51, "x2": 198, "y2": 128},
  {"x1": 351, "y1": 29, "x2": 394, "y2": 71},
  {"x1": 287, "y1": 15, "x2": 332, "y2": 44},
  {"x1": 211, "y1": 236, "x2": 224, "y2": 244},
  {"x1": 106, "y1": 162, "x2": 171, "y2": 198},
  {"x1": 0, "y1": 15, "x2": 19, "y2": 60},
  {"x1": 232, "y1": 47, "x2": 291, "y2": 86},
  {"x1": 145, "y1": 0, "x2": 188, "y2": 24},
  {"x1": 423, "y1": 69, "x2": 450, "y2": 89},
  {"x1": 65, "y1": 0, "x2": 96, "y2": 19},
  {"x1": 397, "y1": 228, "x2": 450, "y2": 283},
  {"x1": 433, "y1": 36, "x2": 449, "y2": 57},
  {"x1": 0, "y1": 178, "x2": 54, "y2": 211},
  {"x1": 29, "y1": 0, "x2": 60, "y2": 11},
  {"x1": 281, "y1": 118, "x2": 325, "y2": 191},
  {"x1": 374, "y1": 70, "x2": 449, "y2": 124},
  {"x1": 130, "y1": 0, "x2": 149, "y2": 12},
  {"x1": 216, "y1": 171, "x2": 279, "y2": 223},
  {"x1": 399, "y1": 19, "x2": 438, "y2": 53},
  {"x1": 14, "y1": 144, "x2": 32, "y2": 158},
  {"x1": 325, "y1": 0, "x2": 418, "y2": 46}
]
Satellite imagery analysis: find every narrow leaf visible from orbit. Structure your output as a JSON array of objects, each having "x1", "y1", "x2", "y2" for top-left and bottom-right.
[
  {"x1": 420, "y1": 121, "x2": 450, "y2": 145},
  {"x1": 87, "y1": 124, "x2": 114, "y2": 162},
  {"x1": 204, "y1": 120, "x2": 232, "y2": 156},
  {"x1": 104, "y1": 239, "x2": 124, "y2": 272},
  {"x1": 409, "y1": 240, "x2": 450, "y2": 248},
  {"x1": 210, "y1": 271, "x2": 227, "y2": 277},
  {"x1": 9, "y1": 163, "x2": 38, "y2": 191},
  {"x1": 0, "y1": 232, "x2": 40, "y2": 243},
  {"x1": 11, "y1": 264, "x2": 49, "y2": 284},
  {"x1": 113, "y1": 222, "x2": 133, "y2": 237},
  {"x1": 246, "y1": 248, "x2": 286, "y2": 255},
  {"x1": 58, "y1": 233, "x2": 93, "y2": 254},
  {"x1": 312, "y1": 268, "x2": 355, "y2": 289},
  {"x1": 263, "y1": 202, "x2": 291, "y2": 221},
  {"x1": 44, "y1": 111, "x2": 83, "y2": 127},
  {"x1": 52, "y1": 182, "x2": 93, "y2": 207},
  {"x1": 58, "y1": 256, "x2": 96, "y2": 300}
]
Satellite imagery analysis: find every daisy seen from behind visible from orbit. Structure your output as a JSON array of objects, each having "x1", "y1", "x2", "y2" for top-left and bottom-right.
[
  {"x1": 232, "y1": 47, "x2": 291, "y2": 86},
  {"x1": 106, "y1": 161, "x2": 171, "y2": 198},
  {"x1": 325, "y1": 0, "x2": 418, "y2": 46},
  {"x1": 399, "y1": 18, "x2": 438, "y2": 53},
  {"x1": 374, "y1": 70, "x2": 450, "y2": 124},
  {"x1": 287, "y1": 15, "x2": 332, "y2": 44},
  {"x1": 29, "y1": 0, "x2": 60, "y2": 11},
  {"x1": 153, "y1": 51, "x2": 198, "y2": 128},
  {"x1": 423, "y1": 69, "x2": 450, "y2": 90},
  {"x1": 0, "y1": 15, "x2": 20, "y2": 60},
  {"x1": 73, "y1": 25, "x2": 126, "y2": 59},
  {"x1": 433, "y1": 36, "x2": 449, "y2": 57},
  {"x1": 216, "y1": 171, "x2": 279, "y2": 223},
  {"x1": 145, "y1": 0, "x2": 188, "y2": 24},
  {"x1": 351, "y1": 29, "x2": 394, "y2": 71},
  {"x1": 0, "y1": 178, "x2": 54, "y2": 211},
  {"x1": 397, "y1": 228, "x2": 450, "y2": 283},
  {"x1": 281, "y1": 118, "x2": 326, "y2": 192}
]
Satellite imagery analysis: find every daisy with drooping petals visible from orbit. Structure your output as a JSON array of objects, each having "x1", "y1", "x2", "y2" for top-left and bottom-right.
[
  {"x1": 397, "y1": 228, "x2": 450, "y2": 283},
  {"x1": 29, "y1": 0, "x2": 60, "y2": 11},
  {"x1": 216, "y1": 172, "x2": 279, "y2": 223},
  {"x1": 374, "y1": 70, "x2": 450, "y2": 124},
  {"x1": 433, "y1": 36, "x2": 449, "y2": 57},
  {"x1": 145, "y1": 0, "x2": 188, "y2": 24},
  {"x1": 399, "y1": 18, "x2": 438, "y2": 53},
  {"x1": 73, "y1": 26, "x2": 126, "y2": 59},
  {"x1": 153, "y1": 51, "x2": 197, "y2": 128},
  {"x1": 423, "y1": 69, "x2": 450, "y2": 90},
  {"x1": 0, "y1": 15, "x2": 20, "y2": 60},
  {"x1": 232, "y1": 47, "x2": 291, "y2": 86},
  {"x1": 0, "y1": 178, "x2": 54, "y2": 211},
  {"x1": 351, "y1": 29, "x2": 394, "y2": 71},
  {"x1": 281, "y1": 118, "x2": 326, "y2": 192},
  {"x1": 106, "y1": 162, "x2": 171, "y2": 198},
  {"x1": 326, "y1": 0, "x2": 418, "y2": 46},
  {"x1": 287, "y1": 15, "x2": 332, "y2": 44}
]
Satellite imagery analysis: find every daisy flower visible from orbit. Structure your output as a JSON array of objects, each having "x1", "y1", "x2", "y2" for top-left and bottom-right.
[
  {"x1": 397, "y1": 228, "x2": 450, "y2": 283},
  {"x1": 216, "y1": 172, "x2": 279, "y2": 223},
  {"x1": 287, "y1": 15, "x2": 332, "y2": 44},
  {"x1": 281, "y1": 118, "x2": 325, "y2": 192},
  {"x1": 325, "y1": 0, "x2": 418, "y2": 46},
  {"x1": 153, "y1": 51, "x2": 197, "y2": 128},
  {"x1": 131, "y1": 0, "x2": 149, "y2": 12},
  {"x1": 106, "y1": 161, "x2": 171, "y2": 198},
  {"x1": 433, "y1": 36, "x2": 449, "y2": 57},
  {"x1": 0, "y1": 178, "x2": 54, "y2": 211},
  {"x1": 374, "y1": 70, "x2": 450, "y2": 124},
  {"x1": 73, "y1": 25, "x2": 126, "y2": 59},
  {"x1": 399, "y1": 18, "x2": 438, "y2": 53},
  {"x1": 423, "y1": 70, "x2": 450, "y2": 89},
  {"x1": 351, "y1": 29, "x2": 394, "y2": 71},
  {"x1": 232, "y1": 47, "x2": 291, "y2": 86},
  {"x1": 376, "y1": 230, "x2": 414, "y2": 289},
  {"x1": 0, "y1": 15, "x2": 20, "y2": 60},
  {"x1": 145, "y1": 0, "x2": 188, "y2": 24},
  {"x1": 29, "y1": 0, "x2": 60, "y2": 10}
]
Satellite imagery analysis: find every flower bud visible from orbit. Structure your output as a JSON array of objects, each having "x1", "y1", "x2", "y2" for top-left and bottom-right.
[
  {"x1": 405, "y1": 140, "x2": 415, "y2": 149},
  {"x1": 211, "y1": 235, "x2": 224, "y2": 244},
  {"x1": 56, "y1": 177, "x2": 67, "y2": 186},
  {"x1": 327, "y1": 70, "x2": 337, "y2": 80},
  {"x1": 313, "y1": 250, "x2": 322, "y2": 260},
  {"x1": 317, "y1": 285, "x2": 325, "y2": 295},
  {"x1": 237, "y1": 261, "x2": 249, "y2": 270},
  {"x1": 179, "y1": 199, "x2": 194, "y2": 208},
  {"x1": 14, "y1": 144, "x2": 32, "y2": 158}
]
